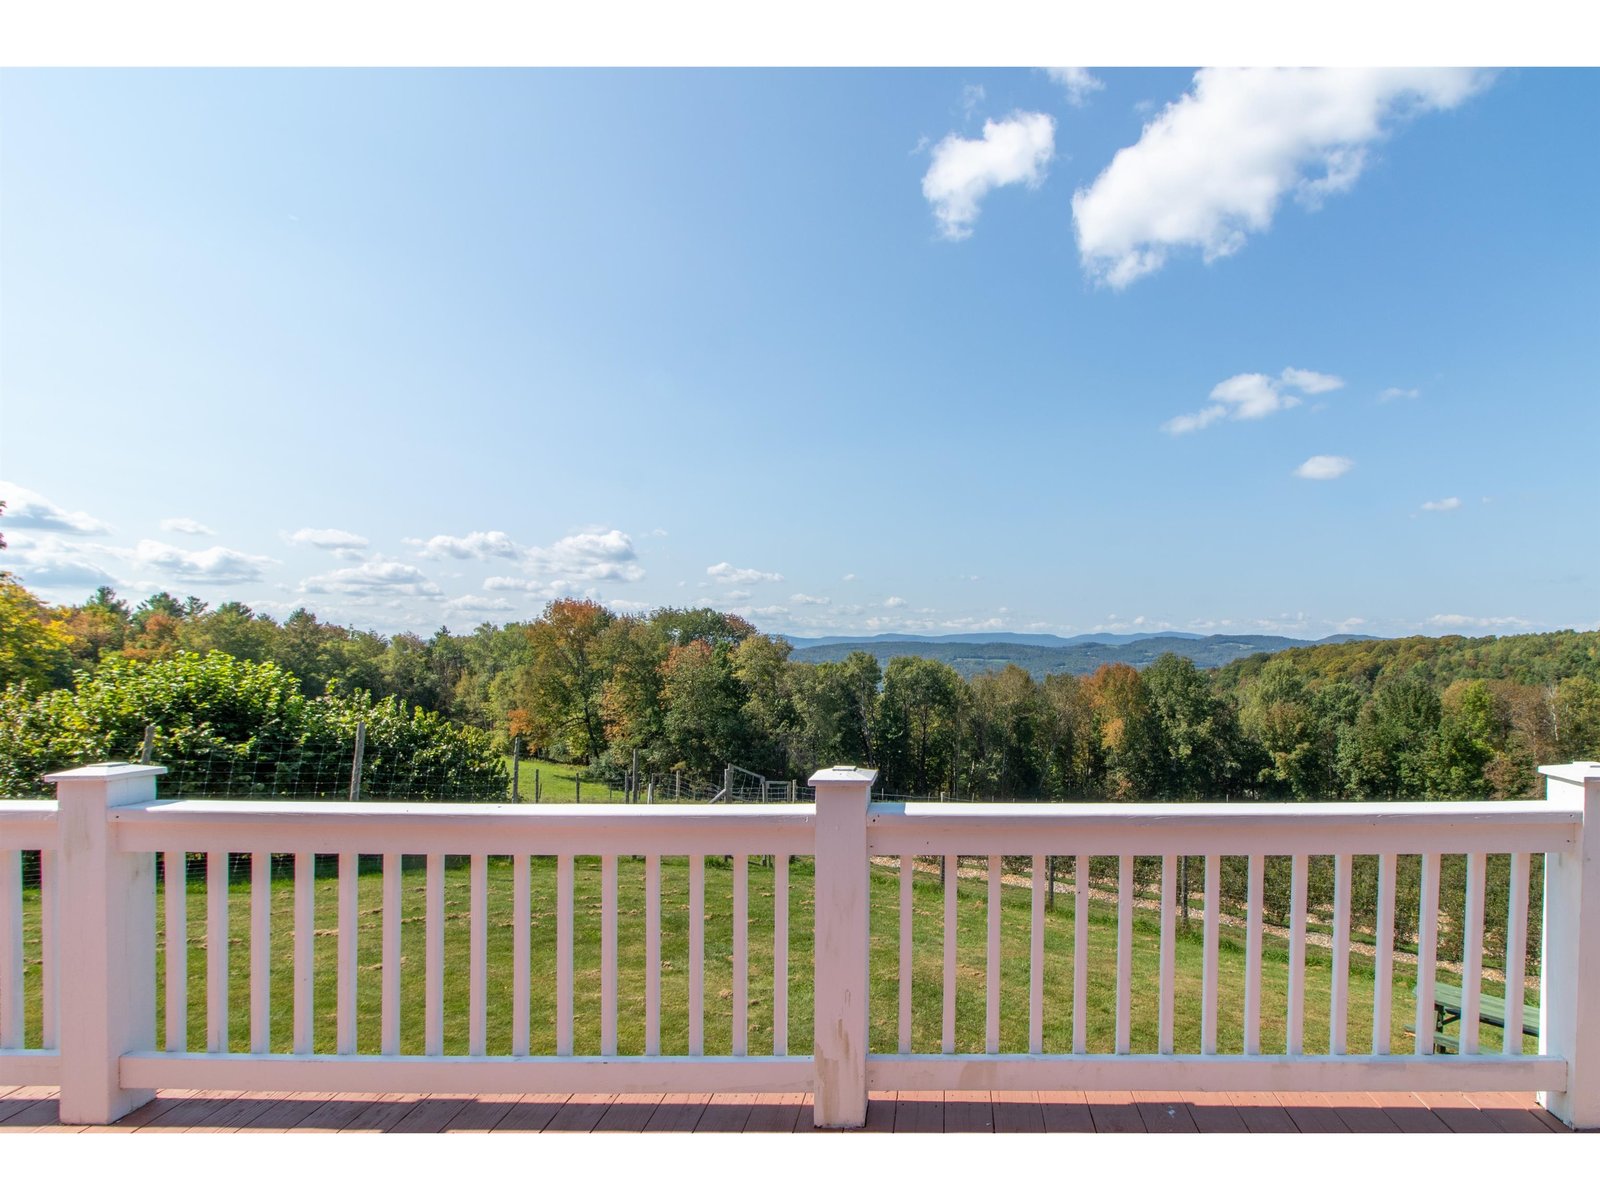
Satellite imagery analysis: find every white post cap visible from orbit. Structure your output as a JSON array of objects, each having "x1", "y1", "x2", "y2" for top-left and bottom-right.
[
  {"x1": 808, "y1": 765, "x2": 879, "y2": 786},
  {"x1": 1538, "y1": 762, "x2": 1600, "y2": 786},
  {"x1": 44, "y1": 762, "x2": 168, "y2": 783}
]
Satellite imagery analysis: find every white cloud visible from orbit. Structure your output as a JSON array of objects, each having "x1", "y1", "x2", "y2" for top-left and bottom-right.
[
  {"x1": 790, "y1": 593, "x2": 830, "y2": 606},
  {"x1": 0, "y1": 481, "x2": 109, "y2": 534},
  {"x1": 484, "y1": 576, "x2": 554, "y2": 594},
  {"x1": 744, "y1": 605, "x2": 790, "y2": 619},
  {"x1": 1421, "y1": 497, "x2": 1462, "y2": 512},
  {"x1": 442, "y1": 594, "x2": 516, "y2": 615},
  {"x1": 160, "y1": 517, "x2": 215, "y2": 537},
  {"x1": 1424, "y1": 613, "x2": 1531, "y2": 630},
  {"x1": 1278, "y1": 368, "x2": 1344, "y2": 395},
  {"x1": 960, "y1": 83, "x2": 985, "y2": 115},
  {"x1": 1295, "y1": 455, "x2": 1355, "y2": 480},
  {"x1": 882, "y1": 596, "x2": 908, "y2": 608},
  {"x1": 1, "y1": 533, "x2": 119, "y2": 589},
  {"x1": 723, "y1": 589, "x2": 752, "y2": 602},
  {"x1": 1046, "y1": 67, "x2": 1103, "y2": 106},
  {"x1": 707, "y1": 562, "x2": 783, "y2": 585},
  {"x1": 409, "y1": 530, "x2": 520, "y2": 560},
  {"x1": 528, "y1": 530, "x2": 643, "y2": 582},
  {"x1": 841, "y1": 573, "x2": 857, "y2": 582},
  {"x1": 1073, "y1": 68, "x2": 1489, "y2": 287},
  {"x1": 1379, "y1": 386, "x2": 1421, "y2": 402},
  {"x1": 1164, "y1": 367, "x2": 1344, "y2": 435},
  {"x1": 290, "y1": 527, "x2": 370, "y2": 554},
  {"x1": 133, "y1": 539, "x2": 277, "y2": 583},
  {"x1": 301, "y1": 558, "x2": 441, "y2": 598},
  {"x1": 922, "y1": 111, "x2": 1055, "y2": 240}
]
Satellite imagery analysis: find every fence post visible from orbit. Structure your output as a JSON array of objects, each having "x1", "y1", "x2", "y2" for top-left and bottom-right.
[
  {"x1": 1538, "y1": 761, "x2": 1600, "y2": 1130},
  {"x1": 348, "y1": 721, "x2": 365, "y2": 803},
  {"x1": 809, "y1": 765, "x2": 876, "y2": 1129},
  {"x1": 44, "y1": 762, "x2": 166, "y2": 1125}
]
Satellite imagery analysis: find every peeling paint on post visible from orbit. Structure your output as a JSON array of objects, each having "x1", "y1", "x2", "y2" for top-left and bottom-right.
[{"x1": 810, "y1": 764, "x2": 875, "y2": 1128}]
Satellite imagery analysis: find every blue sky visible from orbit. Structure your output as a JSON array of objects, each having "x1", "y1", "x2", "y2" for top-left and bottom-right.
[{"x1": 2, "y1": 67, "x2": 1596, "y2": 640}]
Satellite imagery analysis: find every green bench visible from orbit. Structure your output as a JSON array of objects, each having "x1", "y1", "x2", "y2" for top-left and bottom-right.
[{"x1": 1407, "y1": 982, "x2": 1539, "y2": 1053}]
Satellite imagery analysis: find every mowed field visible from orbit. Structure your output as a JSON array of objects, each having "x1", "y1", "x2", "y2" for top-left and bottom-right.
[{"x1": 13, "y1": 852, "x2": 1534, "y2": 1059}]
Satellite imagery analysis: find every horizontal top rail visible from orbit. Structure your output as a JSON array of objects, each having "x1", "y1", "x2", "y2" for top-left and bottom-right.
[
  {"x1": 867, "y1": 799, "x2": 1580, "y2": 856},
  {"x1": 110, "y1": 798, "x2": 817, "y2": 855},
  {"x1": 0, "y1": 797, "x2": 59, "y2": 841}
]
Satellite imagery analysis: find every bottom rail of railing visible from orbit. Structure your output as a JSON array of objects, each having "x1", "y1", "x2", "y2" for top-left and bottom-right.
[
  {"x1": 0, "y1": 1049, "x2": 61, "y2": 1086},
  {"x1": 119, "y1": 1052, "x2": 814, "y2": 1095},
  {"x1": 866, "y1": 1053, "x2": 1566, "y2": 1093}
]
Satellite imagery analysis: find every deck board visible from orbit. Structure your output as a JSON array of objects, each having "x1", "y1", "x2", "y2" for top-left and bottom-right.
[{"x1": 0, "y1": 1087, "x2": 1568, "y2": 1133}]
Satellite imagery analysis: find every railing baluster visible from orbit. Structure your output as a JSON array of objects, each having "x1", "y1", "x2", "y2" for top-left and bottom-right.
[
  {"x1": 471, "y1": 853, "x2": 489, "y2": 1057},
  {"x1": 1504, "y1": 852, "x2": 1530, "y2": 1055},
  {"x1": 1159, "y1": 853, "x2": 1176, "y2": 1056},
  {"x1": 250, "y1": 852, "x2": 270, "y2": 1054},
  {"x1": 513, "y1": 854, "x2": 531, "y2": 1057},
  {"x1": 986, "y1": 854, "x2": 1001, "y2": 1055},
  {"x1": 1287, "y1": 853, "x2": 1307, "y2": 1056},
  {"x1": 208, "y1": 851, "x2": 229, "y2": 1053},
  {"x1": 381, "y1": 852, "x2": 401, "y2": 1056},
  {"x1": 689, "y1": 854, "x2": 704, "y2": 1057},
  {"x1": 425, "y1": 852, "x2": 444, "y2": 1057},
  {"x1": 1373, "y1": 852, "x2": 1396, "y2": 1054},
  {"x1": 294, "y1": 851, "x2": 314, "y2": 1055},
  {"x1": 0, "y1": 850, "x2": 21, "y2": 1049},
  {"x1": 942, "y1": 853, "x2": 957, "y2": 1054},
  {"x1": 601, "y1": 853, "x2": 618, "y2": 1057},
  {"x1": 1414, "y1": 852, "x2": 1441, "y2": 1056},
  {"x1": 1244, "y1": 853, "x2": 1264, "y2": 1056},
  {"x1": 645, "y1": 853, "x2": 661, "y2": 1056},
  {"x1": 556, "y1": 853, "x2": 574, "y2": 1056},
  {"x1": 899, "y1": 854, "x2": 913, "y2": 1054},
  {"x1": 773, "y1": 853, "x2": 788, "y2": 1057},
  {"x1": 1072, "y1": 853, "x2": 1088, "y2": 1055},
  {"x1": 1461, "y1": 851, "x2": 1485, "y2": 1055},
  {"x1": 1029, "y1": 854, "x2": 1045, "y2": 1055},
  {"x1": 1202, "y1": 853, "x2": 1219, "y2": 1055},
  {"x1": 1115, "y1": 854, "x2": 1132, "y2": 1055},
  {"x1": 1331, "y1": 853, "x2": 1351, "y2": 1056},
  {"x1": 165, "y1": 849, "x2": 187, "y2": 1053},
  {"x1": 732, "y1": 853, "x2": 748, "y2": 1056},
  {"x1": 338, "y1": 852, "x2": 358, "y2": 1055},
  {"x1": 39, "y1": 849, "x2": 56, "y2": 1050}
]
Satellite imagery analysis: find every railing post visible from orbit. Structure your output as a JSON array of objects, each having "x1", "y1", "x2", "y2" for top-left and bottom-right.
[
  {"x1": 44, "y1": 762, "x2": 165, "y2": 1125},
  {"x1": 809, "y1": 765, "x2": 876, "y2": 1129},
  {"x1": 1538, "y1": 760, "x2": 1600, "y2": 1130}
]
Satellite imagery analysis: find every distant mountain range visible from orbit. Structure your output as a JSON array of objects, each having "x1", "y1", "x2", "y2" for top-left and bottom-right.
[{"x1": 784, "y1": 631, "x2": 1376, "y2": 677}]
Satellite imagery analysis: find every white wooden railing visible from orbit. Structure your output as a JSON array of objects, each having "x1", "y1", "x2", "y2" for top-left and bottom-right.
[{"x1": 1, "y1": 761, "x2": 1596, "y2": 1128}]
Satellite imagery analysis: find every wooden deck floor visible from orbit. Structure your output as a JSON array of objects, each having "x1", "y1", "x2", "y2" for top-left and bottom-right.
[{"x1": 0, "y1": 1085, "x2": 1572, "y2": 1133}]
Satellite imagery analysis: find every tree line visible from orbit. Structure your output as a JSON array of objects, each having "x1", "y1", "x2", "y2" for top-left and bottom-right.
[{"x1": 4, "y1": 575, "x2": 1598, "y2": 800}]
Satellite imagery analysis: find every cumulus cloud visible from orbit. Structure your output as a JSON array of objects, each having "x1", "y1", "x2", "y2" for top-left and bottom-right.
[
  {"x1": 484, "y1": 576, "x2": 552, "y2": 593},
  {"x1": 707, "y1": 562, "x2": 783, "y2": 585},
  {"x1": 1295, "y1": 455, "x2": 1355, "y2": 480},
  {"x1": 528, "y1": 530, "x2": 643, "y2": 582},
  {"x1": 922, "y1": 111, "x2": 1055, "y2": 239},
  {"x1": 1163, "y1": 367, "x2": 1344, "y2": 434},
  {"x1": 1, "y1": 533, "x2": 119, "y2": 589},
  {"x1": 301, "y1": 558, "x2": 441, "y2": 598},
  {"x1": 1379, "y1": 386, "x2": 1421, "y2": 402},
  {"x1": 0, "y1": 481, "x2": 109, "y2": 534},
  {"x1": 409, "y1": 530, "x2": 520, "y2": 560},
  {"x1": 1072, "y1": 68, "x2": 1490, "y2": 287},
  {"x1": 1046, "y1": 67, "x2": 1104, "y2": 106},
  {"x1": 1424, "y1": 614, "x2": 1531, "y2": 630},
  {"x1": 790, "y1": 593, "x2": 830, "y2": 606},
  {"x1": 160, "y1": 517, "x2": 215, "y2": 537},
  {"x1": 1421, "y1": 497, "x2": 1462, "y2": 512},
  {"x1": 134, "y1": 539, "x2": 278, "y2": 583},
  {"x1": 290, "y1": 527, "x2": 370, "y2": 554},
  {"x1": 882, "y1": 596, "x2": 908, "y2": 608},
  {"x1": 442, "y1": 594, "x2": 516, "y2": 615}
]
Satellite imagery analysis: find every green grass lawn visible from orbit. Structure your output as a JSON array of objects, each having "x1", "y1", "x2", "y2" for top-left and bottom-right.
[
  {"x1": 502, "y1": 757, "x2": 615, "y2": 802},
  {"x1": 12, "y1": 853, "x2": 1536, "y2": 1059}
]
